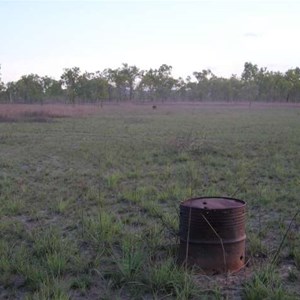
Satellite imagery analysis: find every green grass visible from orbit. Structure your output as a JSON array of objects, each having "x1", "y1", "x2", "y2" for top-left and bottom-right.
[
  {"x1": 243, "y1": 266, "x2": 287, "y2": 300},
  {"x1": 0, "y1": 103, "x2": 300, "y2": 299}
]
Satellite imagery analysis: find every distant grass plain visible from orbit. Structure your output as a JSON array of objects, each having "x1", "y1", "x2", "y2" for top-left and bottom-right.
[{"x1": 0, "y1": 102, "x2": 299, "y2": 299}]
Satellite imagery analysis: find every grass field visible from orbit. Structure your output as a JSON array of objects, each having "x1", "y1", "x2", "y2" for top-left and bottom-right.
[{"x1": 0, "y1": 103, "x2": 299, "y2": 299}]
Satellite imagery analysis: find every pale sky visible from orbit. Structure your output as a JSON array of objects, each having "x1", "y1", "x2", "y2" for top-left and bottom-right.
[{"x1": 1, "y1": 0, "x2": 300, "y2": 83}]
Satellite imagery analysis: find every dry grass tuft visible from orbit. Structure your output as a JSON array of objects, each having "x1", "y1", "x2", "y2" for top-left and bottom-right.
[{"x1": 0, "y1": 104, "x2": 104, "y2": 122}]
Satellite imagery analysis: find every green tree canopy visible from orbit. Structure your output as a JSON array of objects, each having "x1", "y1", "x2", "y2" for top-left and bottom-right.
[
  {"x1": 61, "y1": 67, "x2": 81, "y2": 104},
  {"x1": 1, "y1": 62, "x2": 300, "y2": 103}
]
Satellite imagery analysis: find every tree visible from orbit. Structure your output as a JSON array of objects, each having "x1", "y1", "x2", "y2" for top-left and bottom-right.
[
  {"x1": 119, "y1": 63, "x2": 141, "y2": 101},
  {"x1": 271, "y1": 72, "x2": 290, "y2": 101},
  {"x1": 76, "y1": 71, "x2": 109, "y2": 104},
  {"x1": 0, "y1": 65, "x2": 4, "y2": 91},
  {"x1": 103, "y1": 68, "x2": 128, "y2": 102},
  {"x1": 15, "y1": 74, "x2": 44, "y2": 103},
  {"x1": 184, "y1": 76, "x2": 198, "y2": 101},
  {"x1": 193, "y1": 69, "x2": 214, "y2": 82},
  {"x1": 192, "y1": 69, "x2": 215, "y2": 101},
  {"x1": 2, "y1": 62, "x2": 300, "y2": 104},
  {"x1": 156, "y1": 64, "x2": 176, "y2": 101},
  {"x1": 138, "y1": 64, "x2": 176, "y2": 101},
  {"x1": 5, "y1": 82, "x2": 17, "y2": 103},
  {"x1": 241, "y1": 62, "x2": 258, "y2": 82},
  {"x1": 77, "y1": 71, "x2": 93, "y2": 102},
  {"x1": 0, "y1": 65, "x2": 5, "y2": 102},
  {"x1": 41, "y1": 76, "x2": 63, "y2": 101},
  {"x1": 90, "y1": 72, "x2": 109, "y2": 105},
  {"x1": 241, "y1": 62, "x2": 259, "y2": 104},
  {"x1": 285, "y1": 68, "x2": 300, "y2": 102},
  {"x1": 138, "y1": 68, "x2": 158, "y2": 101},
  {"x1": 174, "y1": 77, "x2": 187, "y2": 101},
  {"x1": 61, "y1": 67, "x2": 81, "y2": 104},
  {"x1": 228, "y1": 75, "x2": 242, "y2": 102}
]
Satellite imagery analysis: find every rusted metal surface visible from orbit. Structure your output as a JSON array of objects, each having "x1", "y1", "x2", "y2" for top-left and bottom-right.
[{"x1": 179, "y1": 197, "x2": 246, "y2": 274}]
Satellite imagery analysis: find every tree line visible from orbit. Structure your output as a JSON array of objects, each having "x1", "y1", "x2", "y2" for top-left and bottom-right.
[{"x1": 0, "y1": 62, "x2": 299, "y2": 104}]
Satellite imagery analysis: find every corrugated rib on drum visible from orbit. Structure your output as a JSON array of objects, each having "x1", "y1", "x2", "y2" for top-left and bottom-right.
[{"x1": 179, "y1": 197, "x2": 246, "y2": 274}]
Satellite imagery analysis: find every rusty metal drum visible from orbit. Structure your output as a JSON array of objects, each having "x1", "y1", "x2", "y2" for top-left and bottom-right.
[{"x1": 179, "y1": 197, "x2": 246, "y2": 274}]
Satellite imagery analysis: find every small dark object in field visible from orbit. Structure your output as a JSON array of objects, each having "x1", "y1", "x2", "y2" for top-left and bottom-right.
[{"x1": 152, "y1": 105, "x2": 157, "y2": 110}]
